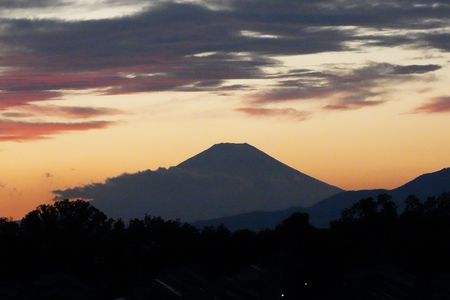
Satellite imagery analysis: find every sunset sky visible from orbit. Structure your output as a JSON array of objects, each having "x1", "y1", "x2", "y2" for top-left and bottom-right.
[{"x1": 0, "y1": 0, "x2": 449, "y2": 218}]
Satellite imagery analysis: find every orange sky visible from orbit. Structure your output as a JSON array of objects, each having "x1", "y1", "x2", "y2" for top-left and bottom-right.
[{"x1": 1, "y1": 0, "x2": 450, "y2": 218}]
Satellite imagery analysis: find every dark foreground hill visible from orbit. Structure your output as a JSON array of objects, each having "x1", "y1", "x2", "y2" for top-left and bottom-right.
[
  {"x1": 195, "y1": 168, "x2": 450, "y2": 230},
  {"x1": 54, "y1": 143, "x2": 342, "y2": 221}
]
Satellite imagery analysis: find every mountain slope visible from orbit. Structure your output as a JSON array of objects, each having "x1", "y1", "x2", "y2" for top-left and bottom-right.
[
  {"x1": 54, "y1": 143, "x2": 342, "y2": 222},
  {"x1": 392, "y1": 168, "x2": 450, "y2": 199},
  {"x1": 194, "y1": 190, "x2": 386, "y2": 230},
  {"x1": 195, "y1": 168, "x2": 450, "y2": 230}
]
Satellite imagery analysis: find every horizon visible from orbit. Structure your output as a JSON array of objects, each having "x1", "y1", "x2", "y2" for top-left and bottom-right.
[
  {"x1": 1, "y1": 0, "x2": 450, "y2": 219},
  {"x1": 7, "y1": 141, "x2": 450, "y2": 220}
]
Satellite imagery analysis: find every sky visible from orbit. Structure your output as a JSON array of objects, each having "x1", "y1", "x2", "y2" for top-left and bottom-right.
[{"x1": 0, "y1": 0, "x2": 450, "y2": 218}]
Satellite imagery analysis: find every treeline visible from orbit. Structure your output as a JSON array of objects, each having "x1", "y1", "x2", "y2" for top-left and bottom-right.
[{"x1": 1, "y1": 193, "x2": 450, "y2": 299}]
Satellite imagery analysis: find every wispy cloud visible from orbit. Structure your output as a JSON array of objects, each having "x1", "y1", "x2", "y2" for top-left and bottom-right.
[
  {"x1": 18, "y1": 105, "x2": 125, "y2": 119},
  {"x1": 390, "y1": 64, "x2": 442, "y2": 74},
  {"x1": 415, "y1": 96, "x2": 450, "y2": 114},
  {"x1": 0, "y1": 91, "x2": 63, "y2": 109},
  {"x1": 235, "y1": 107, "x2": 309, "y2": 121},
  {"x1": 1, "y1": 112, "x2": 34, "y2": 118},
  {"x1": 323, "y1": 100, "x2": 384, "y2": 111},
  {"x1": 251, "y1": 63, "x2": 441, "y2": 110},
  {"x1": 0, "y1": 0, "x2": 70, "y2": 8},
  {"x1": 0, "y1": 119, "x2": 116, "y2": 142}
]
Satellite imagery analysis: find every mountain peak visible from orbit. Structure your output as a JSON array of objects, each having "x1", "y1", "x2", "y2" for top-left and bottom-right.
[
  {"x1": 203, "y1": 142, "x2": 260, "y2": 154},
  {"x1": 210, "y1": 142, "x2": 252, "y2": 148},
  {"x1": 202, "y1": 142, "x2": 260, "y2": 156},
  {"x1": 176, "y1": 142, "x2": 292, "y2": 175}
]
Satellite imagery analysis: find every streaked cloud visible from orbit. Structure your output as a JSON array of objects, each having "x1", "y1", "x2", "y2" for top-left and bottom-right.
[
  {"x1": 252, "y1": 63, "x2": 441, "y2": 110},
  {"x1": 17, "y1": 105, "x2": 125, "y2": 119},
  {"x1": 415, "y1": 96, "x2": 450, "y2": 113},
  {"x1": 0, "y1": 119, "x2": 116, "y2": 141},
  {"x1": 0, "y1": 0, "x2": 70, "y2": 8},
  {"x1": 390, "y1": 64, "x2": 441, "y2": 74},
  {"x1": 235, "y1": 107, "x2": 309, "y2": 121},
  {"x1": 0, "y1": 91, "x2": 63, "y2": 109},
  {"x1": 1, "y1": 1, "x2": 448, "y2": 103},
  {"x1": 323, "y1": 100, "x2": 384, "y2": 111},
  {"x1": 1, "y1": 112, "x2": 34, "y2": 118},
  {"x1": 0, "y1": 0, "x2": 448, "y2": 138}
]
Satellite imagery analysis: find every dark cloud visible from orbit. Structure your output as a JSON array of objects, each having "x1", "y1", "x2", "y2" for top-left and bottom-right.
[
  {"x1": 423, "y1": 33, "x2": 450, "y2": 51},
  {"x1": 221, "y1": 0, "x2": 450, "y2": 27},
  {"x1": 2, "y1": 1, "x2": 447, "y2": 101},
  {"x1": 252, "y1": 63, "x2": 441, "y2": 109},
  {"x1": 0, "y1": 119, "x2": 116, "y2": 141},
  {"x1": 391, "y1": 64, "x2": 442, "y2": 74},
  {"x1": 0, "y1": 0, "x2": 70, "y2": 8},
  {"x1": 415, "y1": 96, "x2": 450, "y2": 113},
  {"x1": 235, "y1": 107, "x2": 309, "y2": 121},
  {"x1": 0, "y1": 0, "x2": 448, "y2": 126}
]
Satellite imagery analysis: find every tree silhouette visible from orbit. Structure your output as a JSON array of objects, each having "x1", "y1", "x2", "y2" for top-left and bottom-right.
[{"x1": 0, "y1": 195, "x2": 449, "y2": 299}]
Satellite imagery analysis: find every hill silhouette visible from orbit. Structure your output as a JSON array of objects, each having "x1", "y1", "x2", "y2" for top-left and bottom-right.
[
  {"x1": 394, "y1": 168, "x2": 450, "y2": 198},
  {"x1": 54, "y1": 143, "x2": 342, "y2": 221},
  {"x1": 195, "y1": 168, "x2": 450, "y2": 230}
]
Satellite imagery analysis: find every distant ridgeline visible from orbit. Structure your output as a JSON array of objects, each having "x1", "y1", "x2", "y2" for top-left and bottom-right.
[
  {"x1": 54, "y1": 143, "x2": 450, "y2": 231},
  {"x1": 195, "y1": 167, "x2": 450, "y2": 230}
]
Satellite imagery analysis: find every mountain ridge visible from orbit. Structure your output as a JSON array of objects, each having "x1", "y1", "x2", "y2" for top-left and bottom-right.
[{"x1": 194, "y1": 167, "x2": 450, "y2": 230}]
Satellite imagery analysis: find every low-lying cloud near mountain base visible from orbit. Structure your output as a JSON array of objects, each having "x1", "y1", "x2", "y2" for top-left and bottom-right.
[{"x1": 54, "y1": 143, "x2": 342, "y2": 221}]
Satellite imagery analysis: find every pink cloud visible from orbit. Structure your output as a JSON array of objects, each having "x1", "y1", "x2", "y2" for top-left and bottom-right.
[
  {"x1": 20, "y1": 105, "x2": 124, "y2": 119},
  {"x1": 0, "y1": 91, "x2": 62, "y2": 109},
  {"x1": 415, "y1": 96, "x2": 450, "y2": 113},
  {"x1": 0, "y1": 119, "x2": 116, "y2": 142}
]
